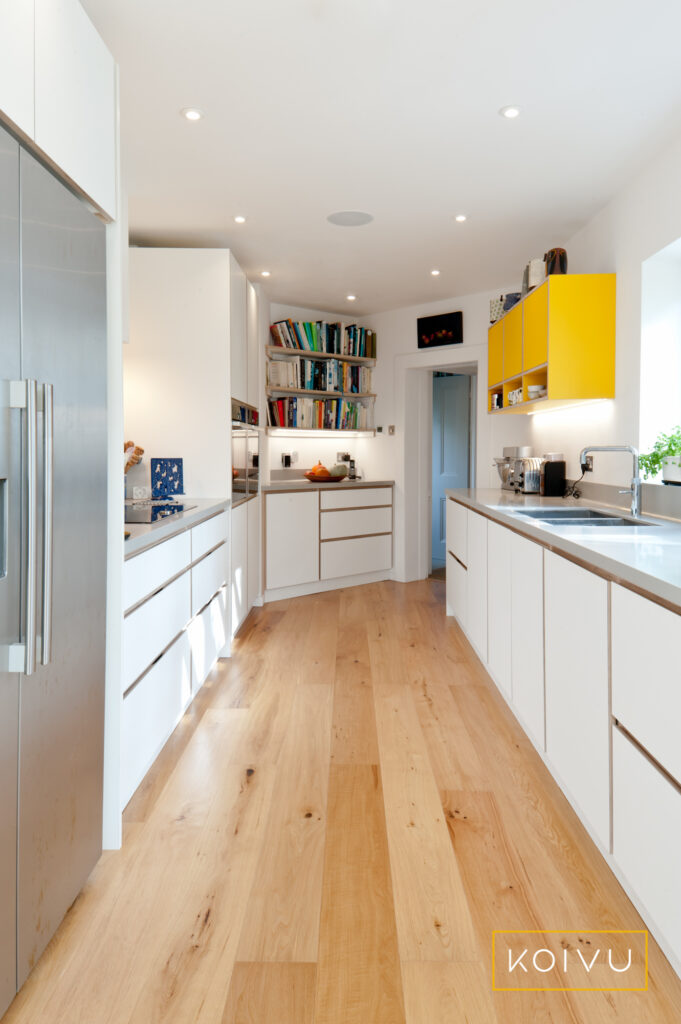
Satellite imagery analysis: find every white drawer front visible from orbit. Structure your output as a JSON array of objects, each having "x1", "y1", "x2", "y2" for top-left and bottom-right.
[
  {"x1": 192, "y1": 543, "x2": 228, "y2": 616},
  {"x1": 121, "y1": 631, "x2": 191, "y2": 808},
  {"x1": 189, "y1": 587, "x2": 228, "y2": 693},
  {"x1": 191, "y1": 510, "x2": 228, "y2": 561},
  {"x1": 320, "y1": 533, "x2": 392, "y2": 580},
  {"x1": 320, "y1": 486, "x2": 392, "y2": 510},
  {"x1": 612, "y1": 584, "x2": 681, "y2": 786},
  {"x1": 123, "y1": 530, "x2": 191, "y2": 612},
  {"x1": 123, "y1": 572, "x2": 191, "y2": 693},
  {"x1": 613, "y1": 728, "x2": 681, "y2": 968},
  {"x1": 320, "y1": 506, "x2": 392, "y2": 540}
]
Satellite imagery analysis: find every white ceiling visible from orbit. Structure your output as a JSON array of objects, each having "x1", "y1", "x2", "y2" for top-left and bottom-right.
[{"x1": 84, "y1": 0, "x2": 681, "y2": 315}]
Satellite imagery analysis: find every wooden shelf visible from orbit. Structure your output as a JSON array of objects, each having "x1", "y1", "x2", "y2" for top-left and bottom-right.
[
  {"x1": 266, "y1": 386, "x2": 375, "y2": 400},
  {"x1": 266, "y1": 426, "x2": 376, "y2": 437},
  {"x1": 266, "y1": 345, "x2": 376, "y2": 367}
]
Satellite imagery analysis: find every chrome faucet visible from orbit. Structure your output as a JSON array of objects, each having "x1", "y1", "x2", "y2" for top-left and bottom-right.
[{"x1": 579, "y1": 445, "x2": 641, "y2": 518}]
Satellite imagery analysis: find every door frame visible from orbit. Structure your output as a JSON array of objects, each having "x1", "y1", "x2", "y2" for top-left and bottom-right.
[
  {"x1": 431, "y1": 372, "x2": 474, "y2": 571},
  {"x1": 391, "y1": 342, "x2": 488, "y2": 583}
]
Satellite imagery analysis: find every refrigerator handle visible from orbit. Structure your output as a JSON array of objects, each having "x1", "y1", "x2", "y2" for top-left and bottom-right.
[{"x1": 40, "y1": 383, "x2": 54, "y2": 665}]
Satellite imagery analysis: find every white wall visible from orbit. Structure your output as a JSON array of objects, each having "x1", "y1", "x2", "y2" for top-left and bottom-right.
[
  {"x1": 125, "y1": 248, "x2": 231, "y2": 498},
  {"x1": 640, "y1": 240, "x2": 681, "y2": 461}
]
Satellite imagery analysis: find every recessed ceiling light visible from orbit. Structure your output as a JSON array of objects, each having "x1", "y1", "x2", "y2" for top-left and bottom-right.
[
  {"x1": 455, "y1": 214, "x2": 467, "y2": 222},
  {"x1": 327, "y1": 211, "x2": 374, "y2": 227},
  {"x1": 346, "y1": 294, "x2": 357, "y2": 301},
  {"x1": 181, "y1": 108, "x2": 203, "y2": 121},
  {"x1": 499, "y1": 105, "x2": 520, "y2": 119},
  {"x1": 431, "y1": 269, "x2": 440, "y2": 277},
  {"x1": 234, "y1": 215, "x2": 246, "y2": 224},
  {"x1": 261, "y1": 270, "x2": 271, "y2": 277}
]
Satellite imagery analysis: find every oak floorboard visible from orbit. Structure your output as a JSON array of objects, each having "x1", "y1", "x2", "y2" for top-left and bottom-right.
[
  {"x1": 221, "y1": 963, "x2": 316, "y2": 1023},
  {"x1": 372, "y1": 682, "x2": 479, "y2": 962},
  {"x1": 331, "y1": 590, "x2": 379, "y2": 765},
  {"x1": 314, "y1": 765, "x2": 405, "y2": 1024},
  {"x1": 401, "y1": 962, "x2": 498, "y2": 1024},
  {"x1": 236, "y1": 683, "x2": 334, "y2": 962}
]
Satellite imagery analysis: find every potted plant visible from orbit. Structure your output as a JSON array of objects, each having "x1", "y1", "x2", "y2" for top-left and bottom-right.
[{"x1": 639, "y1": 426, "x2": 681, "y2": 483}]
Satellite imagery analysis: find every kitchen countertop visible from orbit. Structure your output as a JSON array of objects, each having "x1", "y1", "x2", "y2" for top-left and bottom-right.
[
  {"x1": 124, "y1": 498, "x2": 230, "y2": 558},
  {"x1": 447, "y1": 488, "x2": 681, "y2": 614},
  {"x1": 262, "y1": 479, "x2": 394, "y2": 492}
]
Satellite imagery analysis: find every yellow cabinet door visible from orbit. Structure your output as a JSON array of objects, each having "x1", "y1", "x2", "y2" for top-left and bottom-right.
[
  {"x1": 488, "y1": 320, "x2": 503, "y2": 386},
  {"x1": 523, "y1": 282, "x2": 548, "y2": 370},
  {"x1": 503, "y1": 304, "x2": 522, "y2": 379}
]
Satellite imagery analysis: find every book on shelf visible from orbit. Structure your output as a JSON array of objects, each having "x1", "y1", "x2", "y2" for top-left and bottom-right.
[
  {"x1": 267, "y1": 395, "x2": 371, "y2": 430},
  {"x1": 269, "y1": 319, "x2": 377, "y2": 359},
  {"x1": 267, "y1": 356, "x2": 371, "y2": 394}
]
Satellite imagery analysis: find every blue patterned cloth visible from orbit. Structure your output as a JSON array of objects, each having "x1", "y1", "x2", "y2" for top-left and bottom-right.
[{"x1": 151, "y1": 458, "x2": 184, "y2": 497}]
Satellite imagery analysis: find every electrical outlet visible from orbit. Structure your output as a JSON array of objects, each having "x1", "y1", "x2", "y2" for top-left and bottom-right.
[
  {"x1": 291, "y1": 451, "x2": 298, "y2": 463},
  {"x1": 584, "y1": 455, "x2": 594, "y2": 472},
  {"x1": 132, "y1": 486, "x2": 150, "y2": 499},
  {"x1": 388, "y1": 425, "x2": 395, "y2": 436},
  {"x1": 281, "y1": 453, "x2": 291, "y2": 468}
]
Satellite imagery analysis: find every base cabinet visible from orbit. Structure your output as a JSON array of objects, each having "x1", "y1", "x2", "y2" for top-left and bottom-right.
[
  {"x1": 446, "y1": 550, "x2": 467, "y2": 624},
  {"x1": 510, "y1": 533, "x2": 545, "y2": 749},
  {"x1": 231, "y1": 501, "x2": 248, "y2": 635},
  {"x1": 265, "y1": 491, "x2": 319, "y2": 590},
  {"x1": 612, "y1": 583, "x2": 681, "y2": 786},
  {"x1": 466, "y1": 509, "x2": 488, "y2": 661},
  {"x1": 613, "y1": 728, "x2": 681, "y2": 971},
  {"x1": 544, "y1": 551, "x2": 610, "y2": 849},
  {"x1": 189, "y1": 587, "x2": 228, "y2": 693},
  {"x1": 487, "y1": 521, "x2": 512, "y2": 697},
  {"x1": 121, "y1": 632, "x2": 191, "y2": 807}
]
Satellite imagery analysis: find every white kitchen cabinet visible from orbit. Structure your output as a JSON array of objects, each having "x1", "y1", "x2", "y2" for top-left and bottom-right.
[
  {"x1": 544, "y1": 551, "x2": 610, "y2": 849},
  {"x1": 231, "y1": 501, "x2": 248, "y2": 635},
  {"x1": 123, "y1": 572, "x2": 191, "y2": 694},
  {"x1": 34, "y1": 0, "x2": 116, "y2": 217},
  {"x1": 121, "y1": 632, "x2": 191, "y2": 808},
  {"x1": 487, "y1": 521, "x2": 512, "y2": 697},
  {"x1": 230, "y1": 253, "x2": 248, "y2": 403},
  {"x1": 613, "y1": 727, "x2": 681, "y2": 971},
  {"x1": 446, "y1": 550, "x2": 466, "y2": 623},
  {"x1": 466, "y1": 509, "x2": 488, "y2": 662},
  {"x1": 612, "y1": 584, "x2": 681, "y2": 786},
  {"x1": 320, "y1": 506, "x2": 392, "y2": 540},
  {"x1": 247, "y1": 495, "x2": 261, "y2": 610},
  {"x1": 123, "y1": 531, "x2": 191, "y2": 613},
  {"x1": 510, "y1": 532, "x2": 545, "y2": 750},
  {"x1": 265, "y1": 491, "x2": 319, "y2": 590},
  {"x1": 446, "y1": 497, "x2": 468, "y2": 567},
  {"x1": 191, "y1": 510, "x2": 228, "y2": 561},
  {"x1": 0, "y1": 0, "x2": 34, "y2": 137},
  {"x1": 192, "y1": 544, "x2": 228, "y2": 617},
  {"x1": 321, "y1": 533, "x2": 392, "y2": 580},
  {"x1": 247, "y1": 280, "x2": 259, "y2": 409},
  {"x1": 189, "y1": 587, "x2": 228, "y2": 694},
  {"x1": 320, "y1": 487, "x2": 392, "y2": 510}
]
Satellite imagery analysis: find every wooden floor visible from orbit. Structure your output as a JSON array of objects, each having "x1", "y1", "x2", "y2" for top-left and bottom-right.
[{"x1": 5, "y1": 580, "x2": 681, "y2": 1023}]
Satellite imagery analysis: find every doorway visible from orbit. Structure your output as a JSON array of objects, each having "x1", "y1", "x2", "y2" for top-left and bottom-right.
[{"x1": 431, "y1": 372, "x2": 472, "y2": 577}]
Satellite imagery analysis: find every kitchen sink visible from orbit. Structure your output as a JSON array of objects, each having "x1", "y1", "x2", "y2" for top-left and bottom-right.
[{"x1": 512, "y1": 508, "x2": 655, "y2": 527}]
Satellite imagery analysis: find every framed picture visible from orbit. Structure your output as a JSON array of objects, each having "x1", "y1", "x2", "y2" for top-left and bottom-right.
[{"x1": 417, "y1": 310, "x2": 463, "y2": 349}]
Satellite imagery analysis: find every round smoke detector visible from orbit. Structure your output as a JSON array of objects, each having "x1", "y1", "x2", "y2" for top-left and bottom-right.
[{"x1": 326, "y1": 211, "x2": 374, "y2": 227}]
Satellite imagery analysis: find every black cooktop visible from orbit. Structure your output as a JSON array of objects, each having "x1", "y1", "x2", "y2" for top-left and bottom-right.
[{"x1": 124, "y1": 501, "x2": 196, "y2": 524}]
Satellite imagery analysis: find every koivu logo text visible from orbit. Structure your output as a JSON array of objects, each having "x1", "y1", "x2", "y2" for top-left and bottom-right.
[{"x1": 492, "y1": 930, "x2": 648, "y2": 992}]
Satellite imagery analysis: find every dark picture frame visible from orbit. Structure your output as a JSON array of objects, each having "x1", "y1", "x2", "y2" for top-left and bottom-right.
[{"x1": 417, "y1": 310, "x2": 463, "y2": 349}]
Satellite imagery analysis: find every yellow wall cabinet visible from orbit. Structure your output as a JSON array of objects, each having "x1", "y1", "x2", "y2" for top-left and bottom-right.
[{"x1": 487, "y1": 274, "x2": 615, "y2": 414}]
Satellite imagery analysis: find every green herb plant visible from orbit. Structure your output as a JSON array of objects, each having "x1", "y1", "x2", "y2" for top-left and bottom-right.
[{"x1": 638, "y1": 426, "x2": 681, "y2": 479}]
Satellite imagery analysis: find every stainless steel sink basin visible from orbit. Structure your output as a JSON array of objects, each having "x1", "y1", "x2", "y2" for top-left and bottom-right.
[{"x1": 513, "y1": 508, "x2": 655, "y2": 527}]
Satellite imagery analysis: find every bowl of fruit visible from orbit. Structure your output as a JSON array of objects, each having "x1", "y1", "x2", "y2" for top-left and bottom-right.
[{"x1": 304, "y1": 461, "x2": 349, "y2": 483}]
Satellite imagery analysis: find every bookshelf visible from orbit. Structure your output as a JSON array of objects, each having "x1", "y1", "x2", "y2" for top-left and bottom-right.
[{"x1": 266, "y1": 318, "x2": 377, "y2": 433}]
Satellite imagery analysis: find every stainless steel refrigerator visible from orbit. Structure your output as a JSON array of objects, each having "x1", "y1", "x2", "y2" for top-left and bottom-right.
[{"x1": 0, "y1": 123, "x2": 107, "y2": 1015}]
